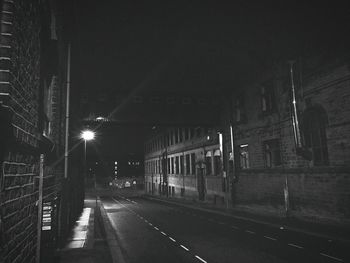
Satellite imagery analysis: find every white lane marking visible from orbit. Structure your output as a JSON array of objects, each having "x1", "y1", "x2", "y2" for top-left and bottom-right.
[
  {"x1": 161, "y1": 231, "x2": 167, "y2": 236},
  {"x1": 131, "y1": 200, "x2": 137, "y2": 204},
  {"x1": 195, "y1": 255, "x2": 207, "y2": 263},
  {"x1": 149, "y1": 223, "x2": 153, "y2": 226},
  {"x1": 231, "y1": 225, "x2": 239, "y2": 230},
  {"x1": 144, "y1": 220, "x2": 148, "y2": 223},
  {"x1": 180, "y1": 245, "x2": 189, "y2": 251},
  {"x1": 126, "y1": 198, "x2": 131, "y2": 201},
  {"x1": 169, "y1": 237, "x2": 176, "y2": 242},
  {"x1": 263, "y1": 235, "x2": 277, "y2": 241},
  {"x1": 245, "y1": 230, "x2": 255, "y2": 234},
  {"x1": 154, "y1": 227, "x2": 159, "y2": 230},
  {"x1": 288, "y1": 243, "x2": 303, "y2": 249},
  {"x1": 320, "y1": 253, "x2": 344, "y2": 262}
]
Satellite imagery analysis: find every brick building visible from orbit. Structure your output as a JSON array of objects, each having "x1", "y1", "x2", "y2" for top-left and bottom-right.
[
  {"x1": 226, "y1": 52, "x2": 350, "y2": 225},
  {"x1": 144, "y1": 52, "x2": 350, "y2": 226},
  {"x1": 0, "y1": 1, "x2": 80, "y2": 262}
]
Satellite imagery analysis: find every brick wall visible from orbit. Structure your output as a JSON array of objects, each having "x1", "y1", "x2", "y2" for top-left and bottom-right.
[
  {"x1": 0, "y1": 0, "x2": 70, "y2": 262},
  {"x1": 0, "y1": 1, "x2": 42, "y2": 262},
  {"x1": 236, "y1": 168, "x2": 350, "y2": 224}
]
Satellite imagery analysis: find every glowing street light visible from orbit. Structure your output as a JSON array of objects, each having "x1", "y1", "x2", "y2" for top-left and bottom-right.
[{"x1": 81, "y1": 130, "x2": 95, "y2": 141}]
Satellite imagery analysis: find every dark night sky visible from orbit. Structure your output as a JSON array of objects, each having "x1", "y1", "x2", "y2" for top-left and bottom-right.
[{"x1": 70, "y1": 0, "x2": 349, "y2": 160}]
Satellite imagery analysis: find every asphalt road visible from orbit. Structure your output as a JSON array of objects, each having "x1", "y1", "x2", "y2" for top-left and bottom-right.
[{"x1": 100, "y1": 192, "x2": 349, "y2": 263}]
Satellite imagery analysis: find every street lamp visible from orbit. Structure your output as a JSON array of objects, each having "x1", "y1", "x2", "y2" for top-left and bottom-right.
[{"x1": 81, "y1": 130, "x2": 95, "y2": 204}]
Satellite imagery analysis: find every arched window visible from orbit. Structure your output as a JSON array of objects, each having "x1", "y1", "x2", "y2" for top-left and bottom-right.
[{"x1": 302, "y1": 104, "x2": 329, "y2": 166}]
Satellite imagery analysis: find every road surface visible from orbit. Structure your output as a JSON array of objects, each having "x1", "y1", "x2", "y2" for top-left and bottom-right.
[{"x1": 100, "y1": 191, "x2": 349, "y2": 263}]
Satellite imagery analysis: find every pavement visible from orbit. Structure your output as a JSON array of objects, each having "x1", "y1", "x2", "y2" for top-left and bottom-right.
[
  {"x1": 55, "y1": 193, "x2": 114, "y2": 263},
  {"x1": 56, "y1": 187, "x2": 350, "y2": 263}
]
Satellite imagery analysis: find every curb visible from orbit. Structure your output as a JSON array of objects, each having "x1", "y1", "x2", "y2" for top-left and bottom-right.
[
  {"x1": 85, "y1": 208, "x2": 95, "y2": 249},
  {"x1": 144, "y1": 195, "x2": 350, "y2": 244},
  {"x1": 98, "y1": 199, "x2": 126, "y2": 263}
]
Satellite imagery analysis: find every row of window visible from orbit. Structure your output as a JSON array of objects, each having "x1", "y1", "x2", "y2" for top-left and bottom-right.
[
  {"x1": 145, "y1": 149, "x2": 223, "y2": 176},
  {"x1": 238, "y1": 139, "x2": 282, "y2": 169},
  {"x1": 145, "y1": 127, "x2": 215, "y2": 154},
  {"x1": 238, "y1": 105, "x2": 329, "y2": 168}
]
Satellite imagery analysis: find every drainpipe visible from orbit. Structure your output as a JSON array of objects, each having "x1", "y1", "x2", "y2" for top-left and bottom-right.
[
  {"x1": 289, "y1": 60, "x2": 302, "y2": 149},
  {"x1": 64, "y1": 43, "x2": 71, "y2": 179}
]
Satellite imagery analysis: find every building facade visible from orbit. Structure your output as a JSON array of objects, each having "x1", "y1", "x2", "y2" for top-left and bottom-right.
[
  {"x1": 144, "y1": 127, "x2": 226, "y2": 203},
  {"x1": 144, "y1": 52, "x2": 350, "y2": 226},
  {"x1": 227, "y1": 53, "x2": 350, "y2": 224}
]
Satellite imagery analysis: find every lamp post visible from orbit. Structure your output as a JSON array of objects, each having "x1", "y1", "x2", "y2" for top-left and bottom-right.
[{"x1": 81, "y1": 130, "x2": 95, "y2": 205}]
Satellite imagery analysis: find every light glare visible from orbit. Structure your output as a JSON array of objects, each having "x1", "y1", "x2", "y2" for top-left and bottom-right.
[{"x1": 81, "y1": 130, "x2": 95, "y2": 141}]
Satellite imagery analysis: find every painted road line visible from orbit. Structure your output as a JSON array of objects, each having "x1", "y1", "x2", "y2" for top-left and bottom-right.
[
  {"x1": 288, "y1": 243, "x2": 303, "y2": 249},
  {"x1": 131, "y1": 201, "x2": 137, "y2": 204},
  {"x1": 149, "y1": 223, "x2": 153, "y2": 226},
  {"x1": 154, "y1": 227, "x2": 159, "y2": 230},
  {"x1": 245, "y1": 230, "x2": 255, "y2": 234},
  {"x1": 195, "y1": 255, "x2": 207, "y2": 263},
  {"x1": 320, "y1": 253, "x2": 344, "y2": 262},
  {"x1": 263, "y1": 236, "x2": 277, "y2": 241},
  {"x1": 169, "y1": 237, "x2": 176, "y2": 242},
  {"x1": 161, "y1": 231, "x2": 167, "y2": 236},
  {"x1": 180, "y1": 245, "x2": 189, "y2": 251}
]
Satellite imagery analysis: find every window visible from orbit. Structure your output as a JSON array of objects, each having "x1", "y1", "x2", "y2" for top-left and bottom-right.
[
  {"x1": 214, "y1": 149, "x2": 221, "y2": 175},
  {"x1": 190, "y1": 153, "x2": 196, "y2": 175},
  {"x1": 189, "y1": 128, "x2": 194, "y2": 139},
  {"x1": 170, "y1": 131, "x2": 174, "y2": 145},
  {"x1": 302, "y1": 105, "x2": 329, "y2": 166},
  {"x1": 205, "y1": 151, "x2": 212, "y2": 175},
  {"x1": 239, "y1": 144, "x2": 249, "y2": 169},
  {"x1": 264, "y1": 139, "x2": 281, "y2": 168},
  {"x1": 261, "y1": 80, "x2": 276, "y2": 114},
  {"x1": 180, "y1": 155, "x2": 184, "y2": 175},
  {"x1": 184, "y1": 128, "x2": 189, "y2": 140},
  {"x1": 195, "y1": 127, "x2": 201, "y2": 137},
  {"x1": 179, "y1": 128, "x2": 183, "y2": 142},
  {"x1": 174, "y1": 129, "x2": 179, "y2": 144},
  {"x1": 171, "y1": 157, "x2": 174, "y2": 174},
  {"x1": 175, "y1": 156, "x2": 179, "y2": 174},
  {"x1": 167, "y1": 158, "x2": 171, "y2": 174},
  {"x1": 186, "y1": 154, "x2": 190, "y2": 174},
  {"x1": 234, "y1": 94, "x2": 246, "y2": 122}
]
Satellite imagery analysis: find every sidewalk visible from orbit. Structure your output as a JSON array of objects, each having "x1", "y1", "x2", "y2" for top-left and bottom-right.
[
  {"x1": 144, "y1": 193, "x2": 350, "y2": 244},
  {"x1": 55, "y1": 194, "x2": 113, "y2": 263}
]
